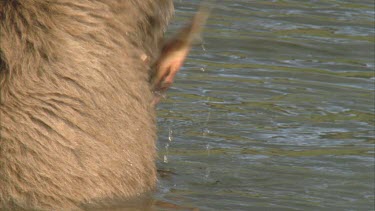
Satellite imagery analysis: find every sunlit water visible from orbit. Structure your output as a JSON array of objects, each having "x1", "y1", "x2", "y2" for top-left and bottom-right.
[{"x1": 155, "y1": 1, "x2": 374, "y2": 210}]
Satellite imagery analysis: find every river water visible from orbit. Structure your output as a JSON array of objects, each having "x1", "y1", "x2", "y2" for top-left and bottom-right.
[{"x1": 155, "y1": 1, "x2": 374, "y2": 210}]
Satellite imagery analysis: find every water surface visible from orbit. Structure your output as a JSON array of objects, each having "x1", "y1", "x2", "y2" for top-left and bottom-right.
[{"x1": 155, "y1": 1, "x2": 374, "y2": 210}]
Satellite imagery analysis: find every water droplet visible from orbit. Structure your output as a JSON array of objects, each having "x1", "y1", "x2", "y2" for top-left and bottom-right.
[
  {"x1": 163, "y1": 155, "x2": 168, "y2": 163},
  {"x1": 206, "y1": 143, "x2": 211, "y2": 156},
  {"x1": 202, "y1": 128, "x2": 210, "y2": 136},
  {"x1": 168, "y1": 128, "x2": 173, "y2": 142}
]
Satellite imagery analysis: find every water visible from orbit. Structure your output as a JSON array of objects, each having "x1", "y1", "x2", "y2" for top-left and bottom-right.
[{"x1": 155, "y1": 1, "x2": 374, "y2": 210}]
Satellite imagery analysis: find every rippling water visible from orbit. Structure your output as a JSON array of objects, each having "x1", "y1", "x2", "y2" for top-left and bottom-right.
[{"x1": 155, "y1": 1, "x2": 374, "y2": 210}]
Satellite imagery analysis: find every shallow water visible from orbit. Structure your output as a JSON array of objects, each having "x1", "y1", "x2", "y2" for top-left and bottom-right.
[{"x1": 155, "y1": 1, "x2": 374, "y2": 210}]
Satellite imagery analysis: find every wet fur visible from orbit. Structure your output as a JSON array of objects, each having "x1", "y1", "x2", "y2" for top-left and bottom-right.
[{"x1": 0, "y1": 0, "x2": 173, "y2": 210}]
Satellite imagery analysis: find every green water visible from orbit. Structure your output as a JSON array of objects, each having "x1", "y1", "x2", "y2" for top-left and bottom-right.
[{"x1": 155, "y1": 0, "x2": 374, "y2": 210}]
